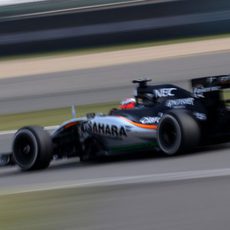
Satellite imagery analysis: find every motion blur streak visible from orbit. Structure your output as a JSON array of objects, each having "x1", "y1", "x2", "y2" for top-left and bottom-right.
[
  {"x1": 1, "y1": 10, "x2": 229, "y2": 46},
  {"x1": 2, "y1": 167, "x2": 230, "y2": 195},
  {"x1": 1, "y1": 0, "x2": 230, "y2": 55}
]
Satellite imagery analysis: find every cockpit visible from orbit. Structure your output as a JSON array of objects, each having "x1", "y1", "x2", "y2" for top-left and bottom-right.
[{"x1": 135, "y1": 93, "x2": 157, "y2": 106}]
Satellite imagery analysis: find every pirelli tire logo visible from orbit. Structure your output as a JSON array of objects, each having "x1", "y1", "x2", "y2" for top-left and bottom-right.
[{"x1": 83, "y1": 122, "x2": 127, "y2": 138}]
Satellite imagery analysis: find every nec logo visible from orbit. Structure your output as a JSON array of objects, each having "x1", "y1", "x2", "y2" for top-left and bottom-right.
[{"x1": 154, "y1": 88, "x2": 177, "y2": 97}]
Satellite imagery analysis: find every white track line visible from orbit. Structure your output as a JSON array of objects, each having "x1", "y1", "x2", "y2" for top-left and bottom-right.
[
  {"x1": 0, "y1": 0, "x2": 46, "y2": 6},
  {"x1": 2, "y1": 168, "x2": 230, "y2": 195}
]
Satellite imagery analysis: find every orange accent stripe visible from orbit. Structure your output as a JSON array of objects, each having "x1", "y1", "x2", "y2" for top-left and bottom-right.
[
  {"x1": 64, "y1": 121, "x2": 79, "y2": 129},
  {"x1": 119, "y1": 117, "x2": 158, "y2": 130}
]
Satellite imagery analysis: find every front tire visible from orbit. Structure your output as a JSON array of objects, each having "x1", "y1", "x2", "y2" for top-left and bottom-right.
[
  {"x1": 13, "y1": 126, "x2": 53, "y2": 171},
  {"x1": 157, "y1": 110, "x2": 200, "y2": 155},
  {"x1": 0, "y1": 154, "x2": 11, "y2": 166}
]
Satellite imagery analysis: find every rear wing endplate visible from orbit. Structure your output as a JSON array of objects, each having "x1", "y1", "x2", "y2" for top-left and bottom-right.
[{"x1": 191, "y1": 75, "x2": 230, "y2": 109}]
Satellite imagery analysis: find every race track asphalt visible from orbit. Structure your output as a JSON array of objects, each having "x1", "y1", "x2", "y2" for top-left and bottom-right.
[{"x1": 0, "y1": 50, "x2": 230, "y2": 230}]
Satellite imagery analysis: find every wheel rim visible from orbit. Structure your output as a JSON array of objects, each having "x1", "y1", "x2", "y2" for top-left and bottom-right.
[{"x1": 13, "y1": 130, "x2": 38, "y2": 169}]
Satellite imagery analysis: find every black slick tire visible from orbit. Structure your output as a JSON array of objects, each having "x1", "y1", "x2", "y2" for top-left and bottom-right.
[
  {"x1": 12, "y1": 126, "x2": 53, "y2": 171},
  {"x1": 157, "y1": 110, "x2": 200, "y2": 155}
]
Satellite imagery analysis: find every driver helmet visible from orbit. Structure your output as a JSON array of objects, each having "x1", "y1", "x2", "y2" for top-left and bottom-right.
[{"x1": 119, "y1": 98, "x2": 136, "y2": 109}]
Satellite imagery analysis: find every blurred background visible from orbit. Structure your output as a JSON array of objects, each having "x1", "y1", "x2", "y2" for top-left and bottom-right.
[
  {"x1": 0, "y1": 1, "x2": 230, "y2": 230},
  {"x1": 0, "y1": 0, "x2": 230, "y2": 55}
]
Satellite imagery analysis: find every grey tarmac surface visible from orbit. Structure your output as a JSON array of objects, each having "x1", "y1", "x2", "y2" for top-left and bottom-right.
[
  {"x1": 0, "y1": 51, "x2": 230, "y2": 114},
  {"x1": 3, "y1": 177, "x2": 230, "y2": 230},
  {"x1": 0, "y1": 132, "x2": 13, "y2": 154},
  {"x1": 0, "y1": 143, "x2": 230, "y2": 191}
]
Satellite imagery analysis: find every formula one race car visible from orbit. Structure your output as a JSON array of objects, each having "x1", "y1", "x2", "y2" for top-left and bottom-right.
[{"x1": 12, "y1": 75, "x2": 230, "y2": 171}]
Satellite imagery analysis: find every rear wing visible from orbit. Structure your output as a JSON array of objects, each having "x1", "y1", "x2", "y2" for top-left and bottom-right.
[{"x1": 191, "y1": 75, "x2": 230, "y2": 110}]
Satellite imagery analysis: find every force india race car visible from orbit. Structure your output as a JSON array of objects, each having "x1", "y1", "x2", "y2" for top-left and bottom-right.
[{"x1": 12, "y1": 75, "x2": 230, "y2": 171}]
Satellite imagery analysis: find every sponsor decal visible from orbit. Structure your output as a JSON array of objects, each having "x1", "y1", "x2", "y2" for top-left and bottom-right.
[
  {"x1": 140, "y1": 116, "x2": 161, "y2": 124},
  {"x1": 206, "y1": 75, "x2": 230, "y2": 84},
  {"x1": 166, "y1": 98, "x2": 194, "y2": 108},
  {"x1": 206, "y1": 76, "x2": 217, "y2": 84},
  {"x1": 220, "y1": 75, "x2": 230, "y2": 81},
  {"x1": 219, "y1": 75, "x2": 230, "y2": 84},
  {"x1": 193, "y1": 85, "x2": 220, "y2": 98},
  {"x1": 193, "y1": 112, "x2": 207, "y2": 120},
  {"x1": 153, "y1": 88, "x2": 177, "y2": 98},
  {"x1": 83, "y1": 122, "x2": 127, "y2": 137}
]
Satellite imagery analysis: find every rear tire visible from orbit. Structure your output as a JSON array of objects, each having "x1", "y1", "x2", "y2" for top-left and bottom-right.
[
  {"x1": 13, "y1": 126, "x2": 53, "y2": 171},
  {"x1": 157, "y1": 110, "x2": 200, "y2": 155}
]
